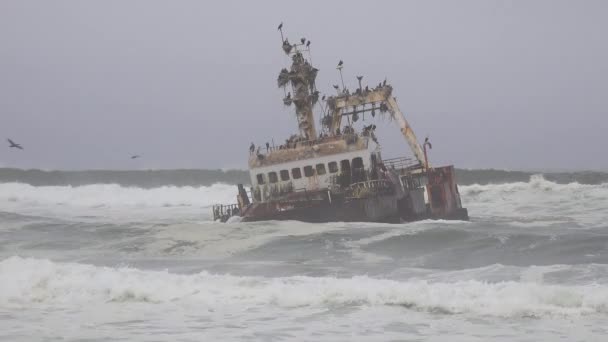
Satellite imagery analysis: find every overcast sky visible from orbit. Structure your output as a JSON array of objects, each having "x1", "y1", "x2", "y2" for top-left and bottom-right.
[{"x1": 1, "y1": 0, "x2": 606, "y2": 171}]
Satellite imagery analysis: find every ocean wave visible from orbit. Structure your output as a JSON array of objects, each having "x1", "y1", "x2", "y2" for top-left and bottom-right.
[
  {"x1": 2, "y1": 257, "x2": 608, "y2": 317},
  {"x1": 0, "y1": 182, "x2": 236, "y2": 208},
  {"x1": 1, "y1": 176, "x2": 606, "y2": 226},
  {"x1": 460, "y1": 175, "x2": 608, "y2": 227},
  {"x1": 0, "y1": 182, "x2": 238, "y2": 222}
]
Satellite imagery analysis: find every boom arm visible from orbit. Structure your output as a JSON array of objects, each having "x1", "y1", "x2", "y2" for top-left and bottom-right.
[
  {"x1": 326, "y1": 85, "x2": 427, "y2": 167},
  {"x1": 385, "y1": 96, "x2": 426, "y2": 166}
]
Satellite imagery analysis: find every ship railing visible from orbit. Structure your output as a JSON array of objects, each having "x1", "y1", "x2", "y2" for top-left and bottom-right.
[
  {"x1": 382, "y1": 157, "x2": 421, "y2": 172},
  {"x1": 269, "y1": 133, "x2": 363, "y2": 151},
  {"x1": 345, "y1": 179, "x2": 394, "y2": 199},
  {"x1": 285, "y1": 187, "x2": 315, "y2": 201},
  {"x1": 212, "y1": 203, "x2": 240, "y2": 222}
]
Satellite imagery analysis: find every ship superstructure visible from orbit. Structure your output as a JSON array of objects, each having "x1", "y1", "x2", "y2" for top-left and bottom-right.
[{"x1": 213, "y1": 26, "x2": 468, "y2": 223}]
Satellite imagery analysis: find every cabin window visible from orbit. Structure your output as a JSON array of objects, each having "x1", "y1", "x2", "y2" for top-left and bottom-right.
[
  {"x1": 316, "y1": 163, "x2": 326, "y2": 175},
  {"x1": 256, "y1": 173, "x2": 265, "y2": 185},
  {"x1": 328, "y1": 161, "x2": 339, "y2": 173},
  {"x1": 268, "y1": 172, "x2": 278, "y2": 183},
  {"x1": 352, "y1": 157, "x2": 364, "y2": 169},
  {"x1": 340, "y1": 159, "x2": 351, "y2": 172},
  {"x1": 280, "y1": 170, "x2": 290, "y2": 181},
  {"x1": 292, "y1": 167, "x2": 302, "y2": 179},
  {"x1": 304, "y1": 165, "x2": 315, "y2": 177}
]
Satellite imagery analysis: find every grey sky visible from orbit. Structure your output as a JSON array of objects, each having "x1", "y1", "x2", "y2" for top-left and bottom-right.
[{"x1": 1, "y1": 0, "x2": 606, "y2": 171}]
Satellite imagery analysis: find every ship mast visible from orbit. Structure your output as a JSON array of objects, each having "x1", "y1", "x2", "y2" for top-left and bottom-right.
[{"x1": 276, "y1": 27, "x2": 319, "y2": 140}]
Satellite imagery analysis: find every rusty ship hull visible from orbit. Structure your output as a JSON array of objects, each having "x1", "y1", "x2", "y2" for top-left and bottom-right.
[{"x1": 239, "y1": 194, "x2": 469, "y2": 223}]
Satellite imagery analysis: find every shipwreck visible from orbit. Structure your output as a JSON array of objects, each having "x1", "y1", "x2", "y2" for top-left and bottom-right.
[{"x1": 212, "y1": 26, "x2": 468, "y2": 223}]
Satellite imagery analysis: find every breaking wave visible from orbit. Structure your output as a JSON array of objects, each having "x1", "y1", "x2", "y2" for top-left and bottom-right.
[
  {"x1": 461, "y1": 175, "x2": 608, "y2": 227},
  {"x1": 0, "y1": 182, "x2": 236, "y2": 209},
  {"x1": 1, "y1": 175, "x2": 606, "y2": 226},
  {"x1": 2, "y1": 257, "x2": 608, "y2": 317}
]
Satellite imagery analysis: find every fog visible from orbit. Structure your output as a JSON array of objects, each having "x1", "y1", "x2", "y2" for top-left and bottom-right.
[{"x1": 1, "y1": 0, "x2": 606, "y2": 170}]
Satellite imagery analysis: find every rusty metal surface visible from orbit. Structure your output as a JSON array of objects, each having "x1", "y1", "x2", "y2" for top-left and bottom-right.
[
  {"x1": 277, "y1": 38, "x2": 318, "y2": 140},
  {"x1": 386, "y1": 97, "x2": 427, "y2": 166},
  {"x1": 325, "y1": 84, "x2": 427, "y2": 167},
  {"x1": 249, "y1": 134, "x2": 369, "y2": 168}
]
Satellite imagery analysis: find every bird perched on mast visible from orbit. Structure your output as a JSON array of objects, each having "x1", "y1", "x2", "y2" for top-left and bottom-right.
[
  {"x1": 277, "y1": 22, "x2": 285, "y2": 43},
  {"x1": 356, "y1": 76, "x2": 363, "y2": 91},
  {"x1": 336, "y1": 60, "x2": 345, "y2": 90},
  {"x1": 423, "y1": 137, "x2": 432, "y2": 171},
  {"x1": 306, "y1": 40, "x2": 311, "y2": 48}
]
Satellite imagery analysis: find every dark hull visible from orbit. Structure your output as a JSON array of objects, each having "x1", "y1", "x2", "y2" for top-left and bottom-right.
[{"x1": 239, "y1": 195, "x2": 468, "y2": 223}]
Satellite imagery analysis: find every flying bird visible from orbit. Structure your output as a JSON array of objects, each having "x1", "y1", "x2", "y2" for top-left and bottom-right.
[
  {"x1": 277, "y1": 22, "x2": 283, "y2": 30},
  {"x1": 131, "y1": 155, "x2": 140, "y2": 159},
  {"x1": 7, "y1": 138, "x2": 23, "y2": 150},
  {"x1": 321, "y1": 95, "x2": 326, "y2": 101}
]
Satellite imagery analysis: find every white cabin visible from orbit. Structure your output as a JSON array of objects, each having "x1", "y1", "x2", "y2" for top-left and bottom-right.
[{"x1": 249, "y1": 134, "x2": 380, "y2": 202}]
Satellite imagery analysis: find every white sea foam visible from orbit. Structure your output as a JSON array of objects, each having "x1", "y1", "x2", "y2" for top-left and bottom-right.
[
  {"x1": 2, "y1": 257, "x2": 608, "y2": 318},
  {"x1": 0, "y1": 182, "x2": 236, "y2": 208},
  {"x1": 1, "y1": 176, "x2": 606, "y2": 226},
  {"x1": 0, "y1": 182, "x2": 236, "y2": 222},
  {"x1": 146, "y1": 220, "x2": 346, "y2": 258},
  {"x1": 460, "y1": 175, "x2": 608, "y2": 227}
]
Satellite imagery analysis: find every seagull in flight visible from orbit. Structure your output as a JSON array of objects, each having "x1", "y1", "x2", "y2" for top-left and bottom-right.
[
  {"x1": 7, "y1": 138, "x2": 23, "y2": 150},
  {"x1": 131, "y1": 155, "x2": 141, "y2": 159}
]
